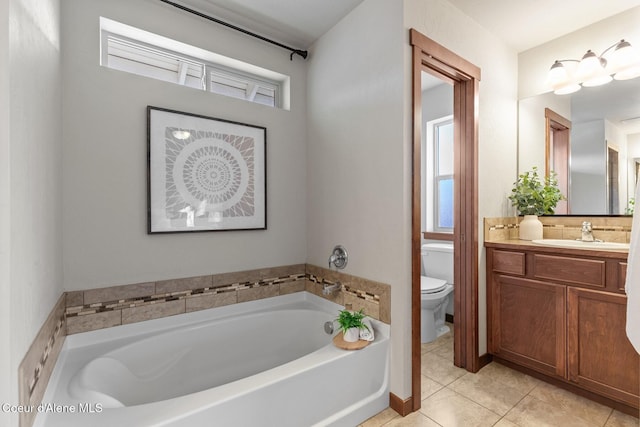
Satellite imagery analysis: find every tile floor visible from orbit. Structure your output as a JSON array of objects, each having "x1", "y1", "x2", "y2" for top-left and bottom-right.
[{"x1": 360, "y1": 326, "x2": 639, "y2": 427}]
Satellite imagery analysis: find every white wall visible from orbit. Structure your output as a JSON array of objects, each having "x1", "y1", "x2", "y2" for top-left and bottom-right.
[
  {"x1": 308, "y1": 0, "x2": 518, "y2": 400},
  {"x1": 405, "y1": 0, "x2": 519, "y2": 375},
  {"x1": 0, "y1": 2, "x2": 10, "y2": 425},
  {"x1": 306, "y1": 0, "x2": 408, "y2": 397},
  {"x1": 1, "y1": 0, "x2": 63, "y2": 424},
  {"x1": 62, "y1": 0, "x2": 308, "y2": 290}
]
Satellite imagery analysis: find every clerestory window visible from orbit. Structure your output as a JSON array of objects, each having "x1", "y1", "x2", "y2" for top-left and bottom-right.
[{"x1": 100, "y1": 17, "x2": 289, "y2": 109}]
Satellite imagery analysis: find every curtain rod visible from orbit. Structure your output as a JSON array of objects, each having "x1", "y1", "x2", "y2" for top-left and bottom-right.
[{"x1": 159, "y1": 0, "x2": 308, "y2": 61}]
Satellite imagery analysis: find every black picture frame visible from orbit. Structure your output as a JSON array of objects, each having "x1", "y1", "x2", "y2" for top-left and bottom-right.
[{"x1": 147, "y1": 106, "x2": 266, "y2": 233}]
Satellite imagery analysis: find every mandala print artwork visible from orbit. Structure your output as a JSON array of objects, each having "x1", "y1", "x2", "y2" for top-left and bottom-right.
[{"x1": 148, "y1": 107, "x2": 266, "y2": 233}]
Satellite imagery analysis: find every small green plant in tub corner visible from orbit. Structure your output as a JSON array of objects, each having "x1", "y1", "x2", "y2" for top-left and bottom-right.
[{"x1": 336, "y1": 308, "x2": 370, "y2": 333}]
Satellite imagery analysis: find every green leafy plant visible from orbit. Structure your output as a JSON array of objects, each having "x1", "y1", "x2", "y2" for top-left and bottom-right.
[
  {"x1": 626, "y1": 197, "x2": 635, "y2": 216},
  {"x1": 508, "y1": 167, "x2": 565, "y2": 216},
  {"x1": 336, "y1": 309, "x2": 370, "y2": 334}
]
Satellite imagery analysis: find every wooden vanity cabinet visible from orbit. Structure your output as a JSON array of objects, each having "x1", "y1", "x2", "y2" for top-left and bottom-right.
[
  {"x1": 491, "y1": 275, "x2": 566, "y2": 378},
  {"x1": 486, "y1": 244, "x2": 639, "y2": 413},
  {"x1": 567, "y1": 287, "x2": 640, "y2": 408}
]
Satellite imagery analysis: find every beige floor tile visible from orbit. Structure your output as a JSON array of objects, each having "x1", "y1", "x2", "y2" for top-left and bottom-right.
[
  {"x1": 493, "y1": 419, "x2": 520, "y2": 427},
  {"x1": 505, "y1": 395, "x2": 603, "y2": 427},
  {"x1": 420, "y1": 388, "x2": 501, "y2": 427},
  {"x1": 528, "y1": 381, "x2": 612, "y2": 426},
  {"x1": 422, "y1": 374, "x2": 445, "y2": 400},
  {"x1": 383, "y1": 411, "x2": 442, "y2": 427},
  {"x1": 421, "y1": 333, "x2": 453, "y2": 354},
  {"x1": 421, "y1": 352, "x2": 467, "y2": 386},
  {"x1": 449, "y1": 371, "x2": 529, "y2": 416},
  {"x1": 474, "y1": 362, "x2": 541, "y2": 395},
  {"x1": 604, "y1": 410, "x2": 640, "y2": 427},
  {"x1": 359, "y1": 407, "x2": 400, "y2": 427},
  {"x1": 432, "y1": 340, "x2": 454, "y2": 360}
]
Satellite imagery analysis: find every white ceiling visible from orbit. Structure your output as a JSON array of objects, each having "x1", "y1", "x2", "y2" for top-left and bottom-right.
[
  {"x1": 175, "y1": 0, "x2": 640, "y2": 52},
  {"x1": 168, "y1": 0, "x2": 364, "y2": 48}
]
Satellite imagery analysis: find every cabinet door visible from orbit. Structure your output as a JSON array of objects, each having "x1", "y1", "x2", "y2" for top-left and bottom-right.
[
  {"x1": 491, "y1": 275, "x2": 566, "y2": 378},
  {"x1": 567, "y1": 287, "x2": 640, "y2": 408}
]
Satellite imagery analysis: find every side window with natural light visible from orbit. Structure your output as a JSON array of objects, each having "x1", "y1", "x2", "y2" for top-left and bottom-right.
[
  {"x1": 100, "y1": 18, "x2": 289, "y2": 109},
  {"x1": 426, "y1": 116, "x2": 454, "y2": 233}
]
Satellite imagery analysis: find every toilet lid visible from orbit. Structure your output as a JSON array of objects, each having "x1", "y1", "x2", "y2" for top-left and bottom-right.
[{"x1": 421, "y1": 276, "x2": 447, "y2": 294}]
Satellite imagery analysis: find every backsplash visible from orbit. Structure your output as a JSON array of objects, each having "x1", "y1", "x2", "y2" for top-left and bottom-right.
[{"x1": 484, "y1": 216, "x2": 632, "y2": 242}]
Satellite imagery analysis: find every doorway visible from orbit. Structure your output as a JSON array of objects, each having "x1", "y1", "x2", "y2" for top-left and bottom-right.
[
  {"x1": 545, "y1": 108, "x2": 571, "y2": 214},
  {"x1": 410, "y1": 29, "x2": 481, "y2": 413}
]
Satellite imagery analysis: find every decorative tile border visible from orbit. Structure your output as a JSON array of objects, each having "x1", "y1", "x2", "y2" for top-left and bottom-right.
[
  {"x1": 20, "y1": 263, "x2": 391, "y2": 427},
  {"x1": 18, "y1": 295, "x2": 66, "y2": 427},
  {"x1": 305, "y1": 264, "x2": 390, "y2": 323},
  {"x1": 66, "y1": 267, "x2": 307, "y2": 334},
  {"x1": 485, "y1": 216, "x2": 632, "y2": 243}
]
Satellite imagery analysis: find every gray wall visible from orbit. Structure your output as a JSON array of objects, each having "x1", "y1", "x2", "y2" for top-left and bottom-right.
[
  {"x1": 62, "y1": 0, "x2": 308, "y2": 290},
  {"x1": 571, "y1": 120, "x2": 607, "y2": 214},
  {"x1": 1, "y1": 0, "x2": 63, "y2": 423}
]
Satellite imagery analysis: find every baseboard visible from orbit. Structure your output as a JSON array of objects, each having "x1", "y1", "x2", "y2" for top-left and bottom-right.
[
  {"x1": 478, "y1": 353, "x2": 492, "y2": 370},
  {"x1": 389, "y1": 392, "x2": 413, "y2": 416}
]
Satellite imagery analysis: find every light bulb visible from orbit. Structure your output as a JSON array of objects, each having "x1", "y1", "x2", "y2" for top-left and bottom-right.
[{"x1": 576, "y1": 50, "x2": 605, "y2": 82}]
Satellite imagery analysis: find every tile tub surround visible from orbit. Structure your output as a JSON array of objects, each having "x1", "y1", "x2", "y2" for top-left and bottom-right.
[
  {"x1": 65, "y1": 264, "x2": 307, "y2": 334},
  {"x1": 305, "y1": 264, "x2": 391, "y2": 324},
  {"x1": 18, "y1": 263, "x2": 390, "y2": 427},
  {"x1": 18, "y1": 295, "x2": 66, "y2": 427},
  {"x1": 484, "y1": 216, "x2": 632, "y2": 243},
  {"x1": 65, "y1": 264, "x2": 391, "y2": 334}
]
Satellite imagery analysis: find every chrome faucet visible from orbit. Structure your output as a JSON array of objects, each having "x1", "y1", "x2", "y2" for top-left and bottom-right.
[
  {"x1": 322, "y1": 281, "x2": 341, "y2": 296},
  {"x1": 578, "y1": 221, "x2": 602, "y2": 242},
  {"x1": 580, "y1": 221, "x2": 594, "y2": 242}
]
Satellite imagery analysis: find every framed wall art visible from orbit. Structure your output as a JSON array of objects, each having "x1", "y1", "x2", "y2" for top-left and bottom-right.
[{"x1": 147, "y1": 106, "x2": 266, "y2": 233}]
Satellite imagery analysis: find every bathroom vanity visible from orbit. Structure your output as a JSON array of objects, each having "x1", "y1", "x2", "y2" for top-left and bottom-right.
[{"x1": 485, "y1": 241, "x2": 639, "y2": 415}]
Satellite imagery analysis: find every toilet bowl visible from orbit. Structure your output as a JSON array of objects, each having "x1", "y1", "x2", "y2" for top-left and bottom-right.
[
  {"x1": 421, "y1": 243, "x2": 454, "y2": 343},
  {"x1": 421, "y1": 277, "x2": 453, "y2": 342}
]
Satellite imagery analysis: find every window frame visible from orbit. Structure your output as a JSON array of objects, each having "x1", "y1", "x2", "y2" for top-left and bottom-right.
[
  {"x1": 427, "y1": 115, "x2": 454, "y2": 234},
  {"x1": 99, "y1": 19, "x2": 287, "y2": 109}
]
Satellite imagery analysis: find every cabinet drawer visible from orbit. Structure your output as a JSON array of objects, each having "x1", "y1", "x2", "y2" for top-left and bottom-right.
[
  {"x1": 492, "y1": 250, "x2": 525, "y2": 276},
  {"x1": 533, "y1": 254, "x2": 605, "y2": 288}
]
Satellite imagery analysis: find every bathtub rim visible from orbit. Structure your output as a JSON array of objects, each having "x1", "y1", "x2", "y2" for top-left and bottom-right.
[{"x1": 36, "y1": 291, "x2": 390, "y2": 426}]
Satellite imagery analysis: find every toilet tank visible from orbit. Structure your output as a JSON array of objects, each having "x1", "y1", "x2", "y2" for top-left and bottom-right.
[{"x1": 421, "y1": 242, "x2": 454, "y2": 284}]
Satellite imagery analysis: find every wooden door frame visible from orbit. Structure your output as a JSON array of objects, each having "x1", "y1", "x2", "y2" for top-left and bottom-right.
[{"x1": 410, "y1": 29, "x2": 481, "y2": 413}]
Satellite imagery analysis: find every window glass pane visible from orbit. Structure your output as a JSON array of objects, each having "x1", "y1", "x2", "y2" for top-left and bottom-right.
[
  {"x1": 438, "y1": 178, "x2": 454, "y2": 229},
  {"x1": 437, "y1": 122, "x2": 454, "y2": 176}
]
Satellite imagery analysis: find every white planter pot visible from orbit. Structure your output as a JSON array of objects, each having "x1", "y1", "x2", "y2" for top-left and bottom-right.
[
  {"x1": 519, "y1": 215, "x2": 543, "y2": 241},
  {"x1": 343, "y1": 327, "x2": 360, "y2": 342}
]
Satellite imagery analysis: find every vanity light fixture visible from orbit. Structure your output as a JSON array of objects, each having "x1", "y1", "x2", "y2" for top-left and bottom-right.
[{"x1": 548, "y1": 39, "x2": 640, "y2": 95}]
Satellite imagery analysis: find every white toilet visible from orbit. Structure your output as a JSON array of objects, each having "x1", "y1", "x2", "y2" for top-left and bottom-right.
[{"x1": 421, "y1": 242, "x2": 454, "y2": 343}]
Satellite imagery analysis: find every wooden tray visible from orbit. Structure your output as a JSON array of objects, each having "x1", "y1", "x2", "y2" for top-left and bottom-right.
[{"x1": 333, "y1": 332, "x2": 370, "y2": 350}]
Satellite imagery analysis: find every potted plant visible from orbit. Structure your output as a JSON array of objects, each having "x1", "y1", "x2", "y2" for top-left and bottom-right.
[
  {"x1": 508, "y1": 167, "x2": 565, "y2": 240},
  {"x1": 336, "y1": 308, "x2": 370, "y2": 342}
]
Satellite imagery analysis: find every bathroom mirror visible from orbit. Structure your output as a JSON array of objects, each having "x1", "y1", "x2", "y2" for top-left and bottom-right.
[{"x1": 518, "y1": 77, "x2": 640, "y2": 215}]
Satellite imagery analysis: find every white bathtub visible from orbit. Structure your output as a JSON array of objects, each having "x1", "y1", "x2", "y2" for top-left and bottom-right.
[{"x1": 35, "y1": 292, "x2": 390, "y2": 427}]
